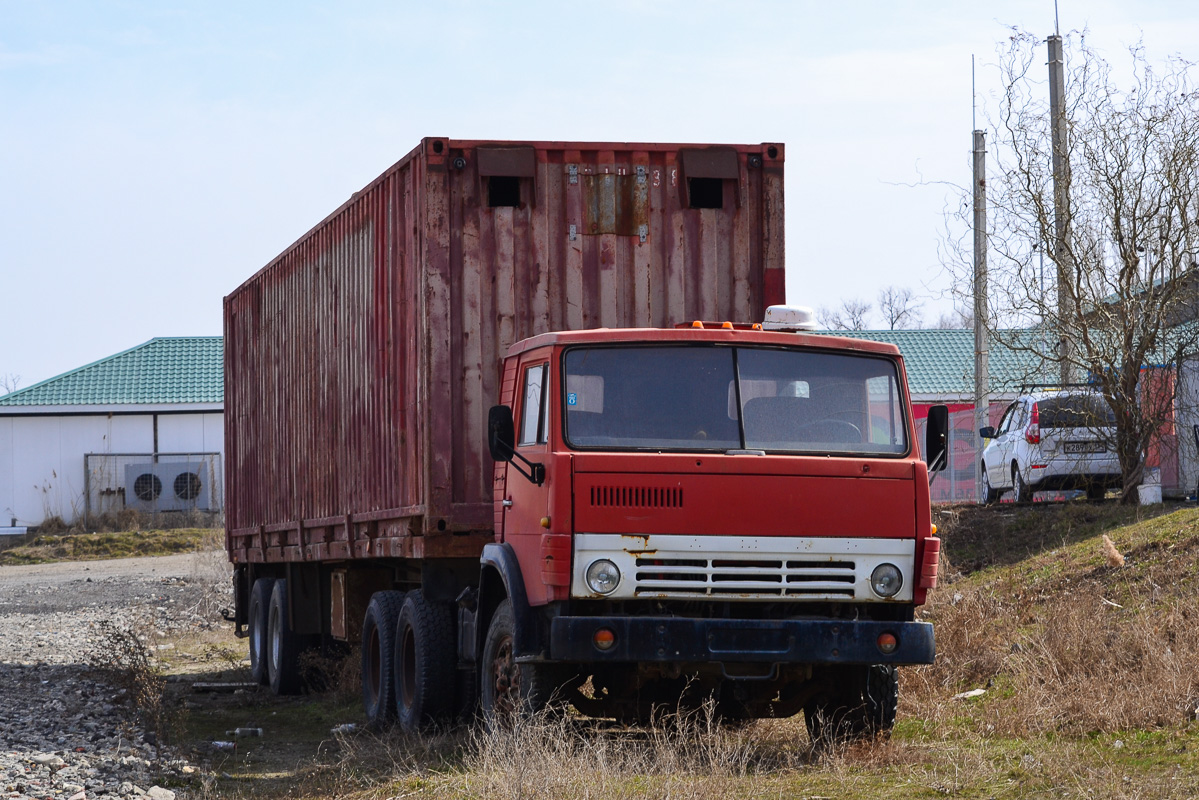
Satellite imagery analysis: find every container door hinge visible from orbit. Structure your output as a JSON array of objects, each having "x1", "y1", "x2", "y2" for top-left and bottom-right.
[
  {"x1": 568, "y1": 224, "x2": 577, "y2": 241},
  {"x1": 568, "y1": 164, "x2": 578, "y2": 184},
  {"x1": 638, "y1": 224, "x2": 648, "y2": 243}
]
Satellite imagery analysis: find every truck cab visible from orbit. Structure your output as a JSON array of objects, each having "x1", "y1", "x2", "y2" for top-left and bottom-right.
[{"x1": 482, "y1": 324, "x2": 944, "y2": 734}]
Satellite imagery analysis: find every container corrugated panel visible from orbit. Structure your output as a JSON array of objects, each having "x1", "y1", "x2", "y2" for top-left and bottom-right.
[{"x1": 225, "y1": 137, "x2": 785, "y2": 563}]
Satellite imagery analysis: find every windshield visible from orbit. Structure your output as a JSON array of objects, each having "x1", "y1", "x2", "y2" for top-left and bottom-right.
[{"x1": 563, "y1": 345, "x2": 908, "y2": 455}]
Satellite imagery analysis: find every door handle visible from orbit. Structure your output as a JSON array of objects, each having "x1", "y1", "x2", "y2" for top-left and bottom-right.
[{"x1": 502, "y1": 499, "x2": 513, "y2": 508}]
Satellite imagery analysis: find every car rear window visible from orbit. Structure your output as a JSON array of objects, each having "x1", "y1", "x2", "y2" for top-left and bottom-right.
[{"x1": 1039, "y1": 395, "x2": 1115, "y2": 428}]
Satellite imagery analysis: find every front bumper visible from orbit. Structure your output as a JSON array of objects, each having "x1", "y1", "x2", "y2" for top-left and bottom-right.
[{"x1": 548, "y1": 616, "x2": 935, "y2": 665}]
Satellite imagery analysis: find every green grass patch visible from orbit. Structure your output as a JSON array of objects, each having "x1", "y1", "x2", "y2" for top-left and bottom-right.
[{"x1": 0, "y1": 527, "x2": 222, "y2": 564}]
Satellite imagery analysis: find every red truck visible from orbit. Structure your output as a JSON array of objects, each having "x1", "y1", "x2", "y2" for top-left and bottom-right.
[{"x1": 224, "y1": 138, "x2": 946, "y2": 739}]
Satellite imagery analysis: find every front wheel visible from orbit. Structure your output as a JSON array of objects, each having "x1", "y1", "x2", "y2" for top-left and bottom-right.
[
  {"x1": 480, "y1": 599, "x2": 573, "y2": 725},
  {"x1": 804, "y1": 664, "x2": 898, "y2": 747}
]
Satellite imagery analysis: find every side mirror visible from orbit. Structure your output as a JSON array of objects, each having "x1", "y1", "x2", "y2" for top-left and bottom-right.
[
  {"x1": 488, "y1": 405, "x2": 515, "y2": 462},
  {"x1": 979, "y1": 426, "x2": 995, "y2": 440},
  {"x1": 925, "y1": 405, "x2": 949, "y2": 473},
  {"x1": 487, "y1": 404, "x2": 545, "y2": 485}
]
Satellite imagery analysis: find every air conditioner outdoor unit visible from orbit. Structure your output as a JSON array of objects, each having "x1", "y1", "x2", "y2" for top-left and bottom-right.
[{"x1": 124, "y1": 461, "x2": 216, "y2": 513}]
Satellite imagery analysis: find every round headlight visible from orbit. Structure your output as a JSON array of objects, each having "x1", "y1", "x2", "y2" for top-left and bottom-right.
[
  {"x1": 870, "y1": 563, "x2": 903, "y2": 598},
  {"x1": 585, "y1": 559, "x2": 621, "y2": 595}
]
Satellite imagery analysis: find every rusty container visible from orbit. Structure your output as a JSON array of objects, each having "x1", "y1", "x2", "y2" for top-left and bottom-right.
[{"x1": 224, "y1": 138, "x2": 785, "y2": 564}]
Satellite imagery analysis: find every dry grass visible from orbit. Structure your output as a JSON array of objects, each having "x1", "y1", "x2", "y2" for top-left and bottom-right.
[
  {"x1": 87, "y1": 617, "x2": 183, "y2": 759},
  {"x1": 38, "y1": 508, "x2": 223, "y2": 534},
  {"x1": 0, "y1": 526, "x2": 223, "y2": 565},
  {"x1": 183, "y1": 502, "x2": 1199, "y2": 798},
  {"x1": 908, "y1": 504, "x2": 1199, "y2": 735}
]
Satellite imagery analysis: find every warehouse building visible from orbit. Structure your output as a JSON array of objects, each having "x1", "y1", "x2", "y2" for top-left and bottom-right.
[{"x1": 0, "y1": 337, "x2": 224, "y2": 528}]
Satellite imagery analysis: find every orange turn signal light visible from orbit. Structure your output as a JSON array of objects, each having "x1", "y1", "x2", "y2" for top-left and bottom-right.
[
  {"x1": 593, "y1": 628, "x2": 617, "y2": 651},
  {"x1": 877, "y1": 632, "x2": 898, "y2": 655}
]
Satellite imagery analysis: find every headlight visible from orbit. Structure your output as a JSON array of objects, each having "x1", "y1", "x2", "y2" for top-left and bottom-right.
[
  {"x1": 870, "y1": 563, "x2": 903, "y2": 598},
  {"x1": 585, "y1": 559, "x2": 621, "y2": 595}
]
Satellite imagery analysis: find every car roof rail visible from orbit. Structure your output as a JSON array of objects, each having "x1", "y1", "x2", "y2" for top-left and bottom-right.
[{"x1": 1017, "y1": 381, "x2": 1100, "y2": 393}]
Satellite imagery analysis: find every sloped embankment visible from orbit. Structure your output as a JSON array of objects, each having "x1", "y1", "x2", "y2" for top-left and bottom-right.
[{"x1": 908, "y1": 502, "x2": 1199, "y2": 734}]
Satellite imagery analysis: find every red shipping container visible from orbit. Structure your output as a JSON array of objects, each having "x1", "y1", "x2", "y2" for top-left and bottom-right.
[{"x1": 224, "y1": 138, "x2": 785, "y2": 564}]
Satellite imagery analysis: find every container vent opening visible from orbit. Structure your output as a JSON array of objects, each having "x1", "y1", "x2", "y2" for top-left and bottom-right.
[
  {"x1": 488, "y1": 176, "x2": 521, "y2": 208},
  {"x1": 688, "y1": 178, "x2": 723, "y2": 209}
]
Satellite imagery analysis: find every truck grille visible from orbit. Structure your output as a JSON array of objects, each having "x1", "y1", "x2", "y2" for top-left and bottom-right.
[
  {"x1": 633, "y1": 556, "x2": 856, "y2": 597},
  {"x1": 571, "y1": 533, "x2": 917, "y2": 602}
]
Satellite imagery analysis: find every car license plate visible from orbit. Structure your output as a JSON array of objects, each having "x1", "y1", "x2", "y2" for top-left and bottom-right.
[{"x1": 1064, "y1": 441, "x2": 1105, "y2": 454}]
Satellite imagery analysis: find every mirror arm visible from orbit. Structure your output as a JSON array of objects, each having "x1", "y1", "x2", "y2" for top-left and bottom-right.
[
  {"x1": 927, "y1": 447, "x2": 947, "y2": 487},
  {"x1": 494, "y1": 439, "x2": 546, "y2": 486}
]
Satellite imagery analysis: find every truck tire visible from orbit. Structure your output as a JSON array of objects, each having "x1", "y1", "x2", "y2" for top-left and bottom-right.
[
  {"x1": 267, "y1": 579, "x2": 305, "y2": 696},
  {"x1": 361, "y1": 590, "x2": 405, "y2": 729},
  {"x1": 455, "y1": 666, "x2": 480, "y2": 723},
  {"x1": 394, "y1": 590, "x2": 455, "y2": 732},
  {"x1": 248, "y1": 577, "x2": 275, "y2": 685},
  {"x1": 804, "y1": 664, "x2": 898, "y2": 747},
  {"x1": 480, "y1": 598, "x2": 571, "y2": 724}
]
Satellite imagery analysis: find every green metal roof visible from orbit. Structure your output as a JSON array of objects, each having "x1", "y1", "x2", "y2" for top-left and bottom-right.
[
  {"x1": 0, "y1": 337, "x2": 223, "y2": 407},
  {"x1": 819, "y1": 329, "x2": 1045, "y2": 397}
]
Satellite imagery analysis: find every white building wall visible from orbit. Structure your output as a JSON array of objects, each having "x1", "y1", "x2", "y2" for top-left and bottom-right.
[{"x1": 0, "y1": 411, "x2": 223, "y2": 527}]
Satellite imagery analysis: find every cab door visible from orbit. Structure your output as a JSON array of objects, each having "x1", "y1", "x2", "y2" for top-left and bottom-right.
[{"x1": 500, "y1": 357, "x2": 554, "y2": 604}]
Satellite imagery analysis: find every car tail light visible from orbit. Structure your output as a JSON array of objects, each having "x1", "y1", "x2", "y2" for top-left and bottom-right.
[{"x1": 1025, "y1": 402, "x2": 1041, "y2": 444}]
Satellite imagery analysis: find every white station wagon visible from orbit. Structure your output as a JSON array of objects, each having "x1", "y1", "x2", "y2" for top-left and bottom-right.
[{"x1": 979, "y1": 388, "x2": 1121, "y2": 503}]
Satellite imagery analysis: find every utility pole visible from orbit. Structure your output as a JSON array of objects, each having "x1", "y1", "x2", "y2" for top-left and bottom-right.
[
  {"x1": 1048, "y1": 32, "x2": 1074, "y2": 384},
  {"x1": 973, "y1": 128, "x2": 989, "y2": 502}
]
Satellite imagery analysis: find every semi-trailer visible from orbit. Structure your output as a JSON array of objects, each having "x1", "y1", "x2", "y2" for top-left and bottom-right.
[{"x1": 224, "y1": 137, "x2": 946, "y2": 737}]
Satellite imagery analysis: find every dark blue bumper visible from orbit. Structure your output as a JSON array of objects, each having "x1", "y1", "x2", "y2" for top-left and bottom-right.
[{"x1": 548, "y1": 616, "x2": 935, "y2": 665}]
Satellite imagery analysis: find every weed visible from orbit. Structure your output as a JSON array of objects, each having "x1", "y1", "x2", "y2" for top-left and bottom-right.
[{"x1": 86, "y1": 618, "x2": 183, "y2": 760}]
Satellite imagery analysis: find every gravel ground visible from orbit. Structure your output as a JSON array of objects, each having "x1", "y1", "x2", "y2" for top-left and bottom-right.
[{"x1": 0, "y1": 552, "x2": 232, "y2": 800}]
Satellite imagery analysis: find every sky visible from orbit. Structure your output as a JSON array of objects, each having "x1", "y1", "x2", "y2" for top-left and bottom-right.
[{"x1": 4, "y1": 1, "x2": 1199, "y2": 389}]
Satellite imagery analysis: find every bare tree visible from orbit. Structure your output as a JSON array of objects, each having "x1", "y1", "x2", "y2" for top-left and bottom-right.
[
  {"x1": 948, "y1": 32, "x2": 1199, "y2": 503},
  {"x1": 817, "y1": 298, "x2": 872, "y2": 330},
  {"x1": 0, "y1": 374, "x2": 18, "y2": 396},
  {"x1": 931, "y1": 308, "x2": 973, "y2": 329},
  {"x1": 877, "y1": 286, "x2": 922, "y2": 330}
]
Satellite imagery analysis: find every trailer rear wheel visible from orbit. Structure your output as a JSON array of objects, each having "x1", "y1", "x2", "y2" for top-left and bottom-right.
[
  {"x1": 267, "y1": 580, "x2": 305, "y2": 696},
  {"x1": 248, "y1": 577, "x2": 275, "y2": 685},
  {"x1": 361, "y1": 591, "x2": 406, "y2": 729},
  {"x1": 803, "y1": 664, "x2": 898, "y2": 747},
  {"x1": 394, "y1": 590, "x2": 455, "y2": 732}
]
